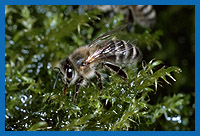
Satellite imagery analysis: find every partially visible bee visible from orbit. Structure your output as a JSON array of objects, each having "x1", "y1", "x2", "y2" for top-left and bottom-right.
[
  {"x1": 129, "y1": 5, "x2": 156, "y2": 28},
  {"x1": 54, "y1": 25, "x2": 142, "y2": 104},
  {"x1": 85, "y1": 5, "x2": 156, "y2": 29}
]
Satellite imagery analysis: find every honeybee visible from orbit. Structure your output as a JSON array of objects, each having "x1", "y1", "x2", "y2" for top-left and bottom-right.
[
  {"x1": 54, "y1": 25, "x2": 142, "y2": 104},
  {"x1": 129, "y1": 5, "x2": 156, "y2": 28},
  {"x1": 85, "y1": 5, "x2": 156, "y2": 29}
]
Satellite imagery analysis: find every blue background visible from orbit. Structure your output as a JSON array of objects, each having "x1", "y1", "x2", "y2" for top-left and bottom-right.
[{"x1": 1, "y1": 0, "x2": 199, "y2": 136}]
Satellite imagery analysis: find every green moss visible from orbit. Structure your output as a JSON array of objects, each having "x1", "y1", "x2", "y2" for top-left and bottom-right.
[{"x1": 5, "y1": 5, "x2": 194, "y2": 131}]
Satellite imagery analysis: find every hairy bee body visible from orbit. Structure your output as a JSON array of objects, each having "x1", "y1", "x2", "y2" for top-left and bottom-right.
[
  {"x1": 85, "y1": 5, "x2": 156, "y2": 28},
  {"x1": 61, "y1": 40, "x2": 141, "y2": 84},
  {"x1": 130, "y1": 5, "x2": 156, "y2": 28},
  {"x1": 68, "y1": 46, "x2": 95, "y2": 83},
  {"x1": 56, "y1": 25, "x2": 142, "y2": 103}
]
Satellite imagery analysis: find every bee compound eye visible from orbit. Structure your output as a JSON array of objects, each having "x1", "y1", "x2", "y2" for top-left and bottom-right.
[{"x1": 66, "y1": 68, "x2": 73, "y2": 78}]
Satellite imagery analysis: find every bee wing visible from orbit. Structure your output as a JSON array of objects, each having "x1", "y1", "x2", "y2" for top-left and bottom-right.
[
  {"x1": 83, "y1": 39, "x2": 138, "y2": 65},
  {"x1": 88, "y1": 24, "x2": 127, "y2": 48}
]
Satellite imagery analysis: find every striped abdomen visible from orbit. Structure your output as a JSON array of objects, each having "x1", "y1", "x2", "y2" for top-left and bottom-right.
[
  {"x1": 105, "y1": 40, "x2": 142, "y2": 64},
  {"x1": 130, "y1": 5, "x2": 156, "y2": 28}
]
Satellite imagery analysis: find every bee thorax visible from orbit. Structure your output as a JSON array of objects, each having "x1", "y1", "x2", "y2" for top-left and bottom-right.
[{"x1": 80, "y1": 66, "x2": 96, "y2": 79}]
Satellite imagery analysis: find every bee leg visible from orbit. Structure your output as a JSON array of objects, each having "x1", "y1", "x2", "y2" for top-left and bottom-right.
[
  {"x1": 73, "y1": 77, "x2": 84, "y2": 104},
  {"x1": 96, "y1": 72, "x2": 102, "y2": 96},
  {"x1": 104, "y1": 63, "x2": 129, "y2": 86}
]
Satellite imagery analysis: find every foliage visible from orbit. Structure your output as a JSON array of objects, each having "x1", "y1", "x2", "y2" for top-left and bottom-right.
[{"x1": 5, "y1": 5, "x2": 194, "y2": 131}]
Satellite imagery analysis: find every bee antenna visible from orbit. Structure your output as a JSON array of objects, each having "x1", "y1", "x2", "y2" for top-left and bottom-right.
[
  {"x1": 53, "y1": 67, "x2": 61, "y2": 89},
  {"x1": 53, "y1": 71, "x2": 61, "y2": 89}
]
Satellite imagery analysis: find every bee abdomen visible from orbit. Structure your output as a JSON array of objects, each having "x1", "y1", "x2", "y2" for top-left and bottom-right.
[
  {"x1": 131, "y1": 5, "x2": 156, "y2": 28},
  {"x1": 107, "y1": 40, "x2": 142, "y2": 64}
]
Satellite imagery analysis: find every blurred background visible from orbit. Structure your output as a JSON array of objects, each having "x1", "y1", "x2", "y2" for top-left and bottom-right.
[{"x1": 5, "y1": 5, "x2": 194, "y2": 131}]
